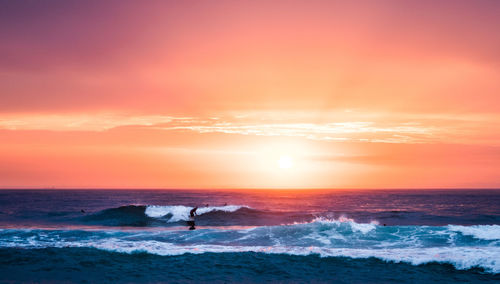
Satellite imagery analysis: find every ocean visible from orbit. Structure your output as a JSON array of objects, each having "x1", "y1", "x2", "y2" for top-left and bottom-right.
[{"x1": 0, "y1": 189, "x2": 499, "y2": 283}]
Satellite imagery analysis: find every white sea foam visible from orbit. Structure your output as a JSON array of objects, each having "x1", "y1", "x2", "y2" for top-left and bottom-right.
[
  {"x1": 2, "y1": 222, "x2": 500, "y2": 273},
  {"x1": 3, "y1": 233, "x2": 499, "y2": 273},
  {"x1": 144, "y1": 205, "x2": 246, "y2": 222},
  {"x1": 448, "y1": 225, "x2": 500, "y2": 240},
  {"x1": 78, "y1": 240, "x2": 500, "y2": 274},
  {"x1": 310, "y1": 216, "x2": 378, "y2": 234},
  {"x1": 8, "y1": 231, "x2": 497, "y2": 273}
]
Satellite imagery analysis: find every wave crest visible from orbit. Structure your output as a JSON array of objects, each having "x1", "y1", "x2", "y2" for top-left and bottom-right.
[
  {"x1": 448, "y1": 224, "x2": 500, "y2": 240},
  {"x1": 81, "y1": 204, "x2": 252, "y2": 226},
  {"x1": 94, "y1": 242, "x2": 500, "y2": 273},
  {"x1": 307, "y1": 216, "x2": 379, "y2": 234},
  {"x1": 144, "y1": 205, "x2": 247, "y2": 222}
]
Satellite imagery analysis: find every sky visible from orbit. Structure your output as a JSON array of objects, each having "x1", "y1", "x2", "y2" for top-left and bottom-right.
[{"x1": 0, "y1": 0, "x2": 499, "y2": 189}]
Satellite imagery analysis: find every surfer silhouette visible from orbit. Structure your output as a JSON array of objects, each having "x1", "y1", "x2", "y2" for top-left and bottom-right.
[{"x1": 187, "y1": 206, "x2": 198, "y2": 230}]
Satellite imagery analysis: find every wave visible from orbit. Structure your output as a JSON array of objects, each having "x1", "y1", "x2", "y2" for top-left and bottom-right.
[
  {"x1": 448, "y1": 224, "x2": 500, "y2": 240},
  {"x1": 78, "y1": 242, "x2": 500, "y2": 274},
  {"x1": 305, "y1": 216, "x2": 379, "y2": 234},
  {"x1": 2, "y1": 248, "x2": 498, "y2": 283},
  {"x1": 144, "y1": 205, "x2": 246, "y2": 222},
  {"x1": 2, "y1": 218, "x2": 499, "y2": 273},
  {"x1": 3, "y1": 202, "x2": 499, "y2": 227},
  {"x1": 81, "y1": 204, "x2": 256, "y2": 226},
  {"x1": 81, "y1": 205, "x2": 155, "y2": 226},
  {"x1": 83, "y1": 204, "x2": 472, "y2": 228},
  {"x1": 76, "y1": 205, "x2": 500, "y2": 238}
]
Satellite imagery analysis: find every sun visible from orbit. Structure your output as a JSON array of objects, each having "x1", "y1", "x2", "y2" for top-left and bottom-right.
[{"x1": 277, "y1": 155, "x2": 293, "y2": 169}]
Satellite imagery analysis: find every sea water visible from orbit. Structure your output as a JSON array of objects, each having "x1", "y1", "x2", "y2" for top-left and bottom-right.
[{"x1": 0, "y1": 189, "x2": 499, "y2": 283}]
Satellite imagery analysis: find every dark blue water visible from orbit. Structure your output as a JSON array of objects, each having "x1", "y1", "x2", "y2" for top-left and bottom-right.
[{"x1": 0, "y1": 189, "x2": 499, "y2": 283}]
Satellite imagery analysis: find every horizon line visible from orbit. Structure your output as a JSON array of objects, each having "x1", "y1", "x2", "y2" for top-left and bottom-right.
[{"x1": 1, "y1": 187, "x2": 499, "y2": 191}]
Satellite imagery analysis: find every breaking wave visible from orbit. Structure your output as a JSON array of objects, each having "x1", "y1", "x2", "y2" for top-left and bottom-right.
[
  {"x1": 81, "y1": 204, "x2": 252, "y2": 226},
  {"x1": 447, "y1": 224, "x2": 500, "y2": 241},
  {"x1": 80, "y1": 204, "x2": 316, "y2": 226},
  {"x1": 144, "y1": 205, "x2": 246, "y2": 222},
  {"x1": 2, "y1": 217, "x2": 499, "y2": 273}
]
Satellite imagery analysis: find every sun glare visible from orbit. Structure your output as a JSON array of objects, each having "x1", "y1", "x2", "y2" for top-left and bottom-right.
[{"x1": 278, "y1": 155, "x2": 293, "y2": 169}]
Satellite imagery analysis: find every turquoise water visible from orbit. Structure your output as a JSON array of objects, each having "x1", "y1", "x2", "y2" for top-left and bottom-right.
[{"x1": 0, "y1": 189, "x2": 499, "y2": 283}]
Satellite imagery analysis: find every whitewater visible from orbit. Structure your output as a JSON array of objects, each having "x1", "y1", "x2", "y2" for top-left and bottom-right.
[
  {"x1": 144, "y1": 204, "x2": 247, "y2": 222},
  {"x1": 1, "y1": 209, "x2": 499, "y2": 273},
  {"x1": 1, "y1": 189, "x2": 499, "y2": 282}
]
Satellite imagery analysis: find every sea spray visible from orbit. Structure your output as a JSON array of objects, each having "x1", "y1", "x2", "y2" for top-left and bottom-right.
[
  {"x1": 144, "y1": 205, "x2": 248, "y2": 222},
  {"x1": 2, "y1": 218, "x2": 499, "y2": 273}
]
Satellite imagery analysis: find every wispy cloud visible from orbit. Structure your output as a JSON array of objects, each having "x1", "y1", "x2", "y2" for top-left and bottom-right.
[
  {"x1": 3, "y1": 111, "x2": 496, "y2": 144},
  {"x1": 0, "y1": 114, "x2": 176, "y2": 131},
  {"x1": 161, "y1": 121, "x2": 437, "y2": 143}
]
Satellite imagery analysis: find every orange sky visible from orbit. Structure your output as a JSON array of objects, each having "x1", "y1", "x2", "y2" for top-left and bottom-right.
[{"x1": 1, "y1": 0, "x2": 499, "y2": 189}]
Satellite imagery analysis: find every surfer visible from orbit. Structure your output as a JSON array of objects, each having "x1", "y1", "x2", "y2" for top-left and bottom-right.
[
  {"x1": 187, "y1": 206, "x2": 198, "y2": 230},
  {"x1": 190, "y1": 206, "x2": 198, "y2": 217}
]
